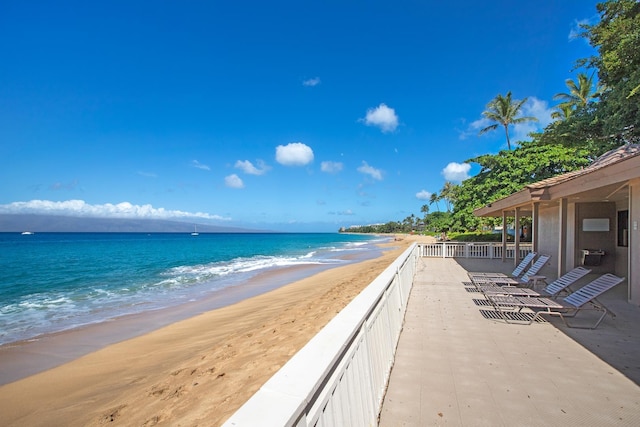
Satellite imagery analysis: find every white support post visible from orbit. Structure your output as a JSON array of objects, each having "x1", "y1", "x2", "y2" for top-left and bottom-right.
[
  {"x1": 514, "y1": 207, "x2": 521, "y2": 267},
  {"x1": 502, "y1": 211, "x2": 507, "y2": 262},
  {"x1": 558, "y1": 198, "x2": 568, "y2": 277},
  {"x1": 532, "y1": 202, "x2": 539, "y2": 254}
]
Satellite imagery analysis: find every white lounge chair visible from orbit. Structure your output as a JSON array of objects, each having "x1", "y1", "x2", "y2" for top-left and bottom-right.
[
  {"x1": 480, "y1": 266, "x2": 591, "y2": 297},
  {"x1": 468, "y1": 252, "x2": 536, "y2": 280},
  {"x1": 486, "y1": 273, "x2": 625, "y2": 329},
  {"x1": 471, "y1": 255, "x2": 550, "y2": 287}
]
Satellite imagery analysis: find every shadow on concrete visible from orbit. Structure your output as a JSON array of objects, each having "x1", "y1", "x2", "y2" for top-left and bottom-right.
[{"x1": 453, "y1": 257, "x2": 640, "y2": 386}]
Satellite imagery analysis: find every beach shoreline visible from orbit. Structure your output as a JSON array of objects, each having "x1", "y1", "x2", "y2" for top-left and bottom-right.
[
  {"x1": 0, "y1": 234, "x2": 429, "y2": 426},
  {"x1": 0, "y1": 238, "x2": 385, "y2": 385}
]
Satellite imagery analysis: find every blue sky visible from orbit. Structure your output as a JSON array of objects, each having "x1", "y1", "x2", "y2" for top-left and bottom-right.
[{"x1": 0, "y1": 1, "x2": 599, "y2": 232}]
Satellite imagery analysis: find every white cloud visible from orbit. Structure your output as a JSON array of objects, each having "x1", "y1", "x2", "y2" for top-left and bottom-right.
[
  {"x1": 303, "y1": 77, "x2": 321, "y2": 87},
  {"x1": 357, "y1": 161, "x2": 383, "y2": 181},
  {"x1": 275, "y1": 142, "x2": 314, "y2": 166},
  {"x1": 224, "y1": 174, "x2": 244, "y2": 189},
  {"x1": 235, "y1": 159, "x2": 270, "y2": 175},
  {"x1": 0, "y1": 199, "x2": 228, "y2": 220},
  {"x1": 362, "y1": 103, "x2": 399, "y2": 133},
  {"x1": 442, "y1": 162, "x2": 471, "y2": 182},
  {"x1": 512, "y1": 97, "x2": 553, "y2": 141},
  {"x1": 416, "y1": 190, "x2": 432, "y2": 200},
  {"x1": 569, "y1": 18, "x2": 593, "y2": 41},
  {"x1": 191, "y1": 160, "x2": 210, "y2": 171},
  {"x1": 320, "y1": 161, "x2": 343, "y2": 173},
  {"x1": 469, "y1": 117, "x2": 491, "y2": 132},
  {"x1": 457, "y1": 117, "x2": 489, "y2": 140}
]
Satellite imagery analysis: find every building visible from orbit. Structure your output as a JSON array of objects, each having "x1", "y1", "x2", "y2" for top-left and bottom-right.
[{"x1": 474, "y1": 143, "x2": 640, "y2": 305}]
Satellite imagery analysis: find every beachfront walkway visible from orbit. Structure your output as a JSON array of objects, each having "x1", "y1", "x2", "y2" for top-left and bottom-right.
[{"x1": 379, "y1": 257, "x2": 640, "y2": 426}]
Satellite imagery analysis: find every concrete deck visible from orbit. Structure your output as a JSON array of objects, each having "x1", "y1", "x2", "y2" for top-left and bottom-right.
[{"x1": 379, "y1": 257, "x2": 640, "y2": 426}]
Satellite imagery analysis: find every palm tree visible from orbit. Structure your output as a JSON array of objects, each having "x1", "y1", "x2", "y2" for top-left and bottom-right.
[
  {"x1": 429, "y1": 192, "x2": 440, "y2": 211},
  {"x1": 402, "y1": 214, "x2": 416, "y2": 232},
  {"x1": 478, "y1": 91, "x2": 538, "y2": 150},
  {"x1": 551, "y1": 103, "x2": 575, "y2": 121},
  {"x1": 553, "y1": 73, "x2": 599, "y2": 110},
  {"x1": 439, "y1": 181, "x2": 458, "y2": 213}
]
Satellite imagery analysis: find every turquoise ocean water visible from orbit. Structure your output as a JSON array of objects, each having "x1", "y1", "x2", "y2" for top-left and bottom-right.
[{"x1": 0, "y1": 232, "x2": 385, "y2": 346}]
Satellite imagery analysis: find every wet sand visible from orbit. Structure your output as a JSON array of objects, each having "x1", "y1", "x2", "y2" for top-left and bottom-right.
[{"x1": 0, "y1": 234, "x2": 427, "y2": 426}]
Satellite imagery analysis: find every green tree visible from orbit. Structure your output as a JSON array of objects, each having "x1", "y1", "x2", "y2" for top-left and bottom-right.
[
  {"x1": 423, "y1": 211, "x2": 452, "y2": 234},
  {"x1": 579, "y1": 0, "x2": 640, "y2": 139},
  {"x1": 402, "y1": 214, "x2": 416, "y2": 232},
  {"x1": 478, "y1": 91, "x2": 539, "y2": 150},
  {"x1": 451, "y1": 142, "x2": 592, "y2": 231},
  {"x1": 439, "y1": 181, "x2": 459, "y2": 213},
  {"x1": 553, "y1": 73, "x2": 600, "y2": 111},
  {"x1": 551, "y1": 103, "x2": 575, "y2": 121},
  {"x1": 540, "y1": 0, "x2": 639, "y2": 155},
  {"x1": 429, "y1": 192, "x2": 440, "y2": 211}
]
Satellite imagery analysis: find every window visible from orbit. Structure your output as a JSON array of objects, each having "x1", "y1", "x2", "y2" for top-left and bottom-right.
[{"x1": 618, "y1": 210, "x2": 629, "y2": 247}]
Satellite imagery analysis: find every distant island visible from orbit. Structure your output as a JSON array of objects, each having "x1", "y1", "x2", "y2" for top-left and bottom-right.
[{"x1": 0, "y1": 214, "x2": 264, "y2": 233}]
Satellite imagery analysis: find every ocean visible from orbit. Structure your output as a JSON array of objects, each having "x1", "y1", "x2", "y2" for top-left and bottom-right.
[{"x1": 0, "y1": 232, "x2": 386, "y2": 346}]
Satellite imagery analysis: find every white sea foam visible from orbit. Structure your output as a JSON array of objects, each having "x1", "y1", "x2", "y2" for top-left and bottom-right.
[{"x1": 0, "y1": 233, "x2": 381, "y2": 346}]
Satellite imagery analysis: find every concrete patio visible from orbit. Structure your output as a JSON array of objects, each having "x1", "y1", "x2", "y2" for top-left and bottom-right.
[{"x1": 379, "y1": 257, "x2": 640, "y2": 426}]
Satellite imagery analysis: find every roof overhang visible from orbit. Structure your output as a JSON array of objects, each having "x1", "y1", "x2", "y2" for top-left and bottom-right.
[{"x1": 474, "y1": 151, "x2": 640, "y2": 218}]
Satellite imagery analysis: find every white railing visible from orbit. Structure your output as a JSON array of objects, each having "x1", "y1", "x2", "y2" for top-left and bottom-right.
[
  {"x1": 223, "y1": 244, "x2": 418, "y2": 427},
  {"x1": 418, "y1": 242, "x2": 533, "y2": 259}
]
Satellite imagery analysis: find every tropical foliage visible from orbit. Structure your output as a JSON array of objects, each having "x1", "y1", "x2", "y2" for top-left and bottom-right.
[
  {"x1": 541, "y1": 0, "x2": 639, "y2": 155},
  {"x1": 341, "y1": 0, "x2": 639, "y2": 237},
  {"x1": 581, "y1": 0, "x2": 640, "y2": 139},
  {"x1": 553, "y1": 73, "x2": 600, "y2": 110},
  {"x1": 450, "y1": 142, "x2": 592, "y2": 232}
]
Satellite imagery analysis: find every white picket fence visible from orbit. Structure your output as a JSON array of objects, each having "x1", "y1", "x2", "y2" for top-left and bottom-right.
[
  {"x1": 418, "y1": 242, "x2": 533, "y2": 259},
  {"x1": 223, "y1": 244, "x2": 418, "y2": 427}
]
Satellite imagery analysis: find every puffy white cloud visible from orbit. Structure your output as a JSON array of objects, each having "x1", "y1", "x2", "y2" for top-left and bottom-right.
[
  {"x1": 512, "y1": 97, "x2": 553, "y2": 142},
  {"x1": 303, "y1": 77, "x2": 321, "y2": 87},
  {"x1": 357, "y1": 161, "x2": 383, "y2": 181},
  {"x1": 224, "y1": 174, "x2": 244, "y2": 189},
  {"x1": 362, "y1": 103, "x2": 399, "y2": 133},
  {"x1": 442, "y1": 162, "x2": 471, "y2": 182},
  {"x1": 191, "y1": 160, "x2": 210, "y2": 171},
  {"x1": 235, "y1": 159, "x2": 270, "y2": 175},
  {"x1": 320, "y1": 161, "x2": 343, "y2": 173},
  {"x1": 275, "y1": 142, "x2": 314, "y2": 166},
  {"x1": 0, "y1": 199, "x2": 228, "y2": 220},
  {"x1": 416, "y1": 190, "x2": 432, "y2": 200}
]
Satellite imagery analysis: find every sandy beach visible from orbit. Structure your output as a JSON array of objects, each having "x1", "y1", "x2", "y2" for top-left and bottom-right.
[{"x1": 0, "y1": 234, "x2": 425, "y2": 426}]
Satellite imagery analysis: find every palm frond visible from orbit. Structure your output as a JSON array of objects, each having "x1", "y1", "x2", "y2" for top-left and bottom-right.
[{"x1": 478, "y1": 124, "x2": 499, "y2": 135}]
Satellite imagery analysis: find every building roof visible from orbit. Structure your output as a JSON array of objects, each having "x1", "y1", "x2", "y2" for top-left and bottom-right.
[
  {"x1": 474, "y1": 144, "x2": 640, "y2": 217},
  {"x1": 526, "y1": 144, "x2": 640, "y2": 190}
]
